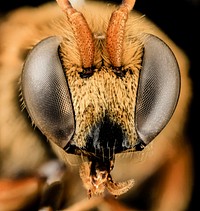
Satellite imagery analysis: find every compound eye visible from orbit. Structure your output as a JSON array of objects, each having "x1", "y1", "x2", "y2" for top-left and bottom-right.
[
  {"x1": 135, "y1": 34, "x2": 181, "y2": 145},
  {"x1": 21, "y1": 36, "x2": 75, "y2": 148}
]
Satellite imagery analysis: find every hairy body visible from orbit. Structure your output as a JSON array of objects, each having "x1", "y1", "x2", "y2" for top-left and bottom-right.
[{"x1": 0, "y1": 1, "x2": 193, "y2": 210}]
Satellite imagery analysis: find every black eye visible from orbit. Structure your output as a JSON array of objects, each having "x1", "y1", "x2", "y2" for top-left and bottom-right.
[
  {"x1": 135, "y1": 34, "x2": 181, "y2": 145},
  {"x1": 21, "y1": 36, "x2": 75, "y2": 148}
]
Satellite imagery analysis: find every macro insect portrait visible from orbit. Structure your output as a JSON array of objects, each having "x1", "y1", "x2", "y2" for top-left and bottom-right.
[{"x1": 0, "y1": 0, "x2": 194, "y2": 210}]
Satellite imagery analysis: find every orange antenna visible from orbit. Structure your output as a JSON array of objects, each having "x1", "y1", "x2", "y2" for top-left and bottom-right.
[
  {"x1": 106, "y1": 0, "x2": 136, "y2": 68},
  {"x1": 56, "y1": 0, "x2": 94, "y2": 69}
]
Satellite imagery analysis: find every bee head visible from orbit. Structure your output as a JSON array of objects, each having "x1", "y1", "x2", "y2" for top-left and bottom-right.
[{"x1": 21, "y1": 0, "x2": 180, "y2": 162}]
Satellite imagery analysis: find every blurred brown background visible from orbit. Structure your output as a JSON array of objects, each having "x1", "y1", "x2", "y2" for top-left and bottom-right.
[{"x1": 0, "y1": 0, "x2": 199, "y2": 210}]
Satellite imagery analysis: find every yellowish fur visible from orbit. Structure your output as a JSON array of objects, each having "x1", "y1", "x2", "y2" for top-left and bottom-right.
[{"x1": 0, "y1": 1, "x2": 193, "y2": 210}]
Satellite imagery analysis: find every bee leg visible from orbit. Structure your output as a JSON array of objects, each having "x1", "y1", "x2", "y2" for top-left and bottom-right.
[
  {"x1": 0, "y1": 176, "x2": 45, "y2": 211},
  {"x1": 151, "y1": 143, "x2": 193, "y2": 211},
  {"x1": 0, "y1": 159, "x2": 67, "y2": 211},
  {"x1": 37, "y1": 159, "x2": 67, "y2": 210}
]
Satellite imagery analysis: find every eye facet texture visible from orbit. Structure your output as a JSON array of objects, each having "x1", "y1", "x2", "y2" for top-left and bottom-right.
[
  {"x1": 21, "y1": 36, "x2": 75, "y2": 148},
  {"x1": 135, "y1": 34, "x2": 181, "y2": 145}
]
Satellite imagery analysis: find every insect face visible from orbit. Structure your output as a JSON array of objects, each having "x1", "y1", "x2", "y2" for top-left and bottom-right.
[{"x1": 21, "y1": 0, "x2": 181, "y2": 197}]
